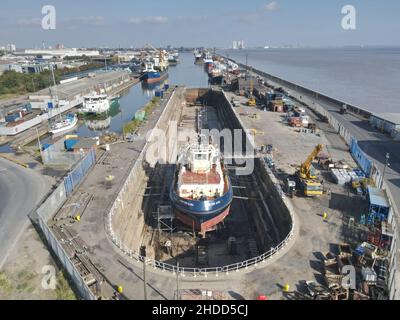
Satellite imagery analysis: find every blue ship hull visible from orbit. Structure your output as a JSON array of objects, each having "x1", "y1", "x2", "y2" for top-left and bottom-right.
[
  {"x1": 141, "y1": 70, "x2": 168, "y2": 84},
  {"x1": 169, "y1": 169, "x2": 233, "y2": 233}
]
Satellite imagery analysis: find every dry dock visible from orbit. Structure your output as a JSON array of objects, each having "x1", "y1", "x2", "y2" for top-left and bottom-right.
[{"x1": 31, "y1": 85, "x2": 396, "y2": 300}]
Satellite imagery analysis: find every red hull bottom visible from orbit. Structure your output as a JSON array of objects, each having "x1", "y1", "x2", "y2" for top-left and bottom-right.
[
  {"x1": 175, "y1": 205, "x2": 231, "y2": 234},
  {"x1": 144, "y1": 73, "x2": 168, "y2": 84}
]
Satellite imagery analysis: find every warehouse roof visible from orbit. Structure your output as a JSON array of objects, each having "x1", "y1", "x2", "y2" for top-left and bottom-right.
[{"x1": 368, "y1": 186, "x2": 390, "y2": 208}]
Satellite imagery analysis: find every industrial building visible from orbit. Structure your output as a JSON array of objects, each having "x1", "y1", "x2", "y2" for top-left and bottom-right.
[{"x1": 24, "y1": 48, "x2": 100, "y2": 58}]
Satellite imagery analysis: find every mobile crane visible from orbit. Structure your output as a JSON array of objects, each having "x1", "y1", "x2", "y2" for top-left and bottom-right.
[
  {"x1": 298, "y1": 144, "x2": 324, "y2": 196},
  {"x1": 247, "y1": 78, "x2": 256, "y2": 106}
]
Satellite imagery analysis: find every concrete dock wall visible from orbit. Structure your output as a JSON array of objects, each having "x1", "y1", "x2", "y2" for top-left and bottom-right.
[
  {"x1": 190, "y1": 88, "x2": 293, "y2": 249},
  {"x1": 107, "y1": 87, "x2": 296, "y2": 276},
  {"x1": 108, "y1": 87, "x2": 185, "y2": 254}
]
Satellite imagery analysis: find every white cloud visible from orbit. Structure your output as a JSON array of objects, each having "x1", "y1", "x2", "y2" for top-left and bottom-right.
[
  {"x1": 16, "y1": 18, "x2": 41, "y2": 27},
  {"x1": 177, "y1": 15, "x2": 208, "y2": 22},
  {"x1": 129, "y1": 16, "x2": 168, "y2": 24},
  {"x1": 63, "y1": 16, "x2": 105, "y2": 26},
  {"x1": 264, "y1": 2, "x2": 278, "y2": 11}
]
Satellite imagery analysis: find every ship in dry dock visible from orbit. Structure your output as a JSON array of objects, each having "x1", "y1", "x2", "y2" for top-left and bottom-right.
[{"x1": 169, "y1": 135, "x2": 233, "y2": 234}]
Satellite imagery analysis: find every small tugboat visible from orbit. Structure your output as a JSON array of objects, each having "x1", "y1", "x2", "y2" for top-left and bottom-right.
[
  {"x1": 49, "y1": 113, "x2": 78, "y2": 135},
  {"x1": 170, "y1": 135, "x2": 233, "y2": 234}
]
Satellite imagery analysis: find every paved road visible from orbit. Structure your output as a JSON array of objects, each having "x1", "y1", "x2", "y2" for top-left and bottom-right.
[
  {"x1": 296, "y1": 90, "x2": 400, "y2": 213},
  {"x1": 0, "y1": 158, "x2": 48, "y2": 269}
]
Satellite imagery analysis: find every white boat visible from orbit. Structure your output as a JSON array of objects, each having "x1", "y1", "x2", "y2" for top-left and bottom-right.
[
  {"x1": 82, "y1": 93, "x2": 110, "y2": 114},
  {"x1": 50, "y1": 114, "x2": 78, "y2": 135}
]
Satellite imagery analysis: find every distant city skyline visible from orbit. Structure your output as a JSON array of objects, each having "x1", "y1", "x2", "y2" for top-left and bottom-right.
[{"x1": 1, "y1": 0, "x2": 399, "y2": 48}]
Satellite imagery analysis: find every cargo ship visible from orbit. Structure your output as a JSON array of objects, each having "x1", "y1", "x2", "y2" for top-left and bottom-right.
[
  {"x1": 141, "y1": 61, "x2": 168, "y2": 84},
  {"x1": 170, "y1": 137, "x2": 233, "y2": 234}
]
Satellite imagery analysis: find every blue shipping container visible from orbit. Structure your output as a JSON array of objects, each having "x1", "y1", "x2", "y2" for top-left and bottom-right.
[
  {"x1": 5, "y1": 114, "x2": 20, "y2": 123},
  {"x1": 42, "y1": 143, "x2": 52, "y2": 151},
  {"x1": 64, "y1": 139, "x2": 78, "y2": 151}
]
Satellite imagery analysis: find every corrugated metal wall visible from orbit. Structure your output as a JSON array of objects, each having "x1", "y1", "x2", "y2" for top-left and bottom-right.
[
  {"x1": 350, "y1": 138, "x2": 372, "y2": 176},
  {"x1": 64, "y1": 149, "x2": 96, "y2": 196}
]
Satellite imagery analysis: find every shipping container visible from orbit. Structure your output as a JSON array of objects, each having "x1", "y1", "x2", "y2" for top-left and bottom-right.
[
  {"x1": 155, "y1": 90, "x2": 164, "y2": 98},
  {"x1": 64, "y1": 139, "x2": 79, "y2": 151},
  {"x1": 5, "y1": 114, "x2": 20, "y2": 123}
]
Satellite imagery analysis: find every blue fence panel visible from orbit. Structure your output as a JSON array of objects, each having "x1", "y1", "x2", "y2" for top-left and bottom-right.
[
  {"x1": 64, "y1": 149, "x2": 96, "y2": 196},
  {"x1": 64, "y1": 175, "x2": 73, "y2": 195},
  {"x1": 350, "y1": 138, "x2": 372, "y2": 176}
]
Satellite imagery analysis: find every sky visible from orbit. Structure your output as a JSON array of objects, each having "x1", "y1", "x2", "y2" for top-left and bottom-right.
[{"x1": 0, "y1": 0, "x2": 399, "y2": 48}]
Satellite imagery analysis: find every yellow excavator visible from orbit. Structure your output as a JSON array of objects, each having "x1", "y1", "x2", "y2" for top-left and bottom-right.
[
  {"x1": 298, "y1": 144, "x2": 324, "y2": 196},
  {"x1": 247, "y1": 79, "x2": 256, "y2": 106}
]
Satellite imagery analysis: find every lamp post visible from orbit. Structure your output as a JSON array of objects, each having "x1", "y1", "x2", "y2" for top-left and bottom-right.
[
  {"x1": 380, "y1": 153, "x2": 390, "y2": 189},
  {"x1": 140, "y1": 245, "x2": 147, "y2": 300},
  {"x1": 176, "y1": 261, "x2": 180, "y2": 300}
]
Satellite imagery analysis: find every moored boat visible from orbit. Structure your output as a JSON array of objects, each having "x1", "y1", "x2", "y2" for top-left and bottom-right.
[
  {"x1": 82, "y1": 93, "x2": 110, "y2": 114},
  {"x1": 49, "y1": 113, "x2": 78, "y2": 135},
  {"x1": 141, "y1": 61, "x2": 168, "y2": 84}
]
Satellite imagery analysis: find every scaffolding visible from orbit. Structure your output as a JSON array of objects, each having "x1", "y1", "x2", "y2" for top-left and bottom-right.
[{"x1": 155, "y1": 205, "x2": 175, "y2": 235}]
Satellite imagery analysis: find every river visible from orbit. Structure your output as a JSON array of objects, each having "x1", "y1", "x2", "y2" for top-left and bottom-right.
[{"x1": 219, "y1": 47, "x2": 400, "y2": 114}]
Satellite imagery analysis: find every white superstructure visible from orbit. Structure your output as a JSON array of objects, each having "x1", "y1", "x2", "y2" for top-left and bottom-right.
[
  {"x1": 177, "y1": 142, "x2": 225, "y2": 200},
  {"x1": 82, "y1": 93, "x2": 110, "y2": 114}
]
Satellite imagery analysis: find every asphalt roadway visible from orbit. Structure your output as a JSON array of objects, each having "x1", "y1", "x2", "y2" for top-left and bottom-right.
[{"x1": 0, "y1": 157, "x2": 48, "y2": 269}]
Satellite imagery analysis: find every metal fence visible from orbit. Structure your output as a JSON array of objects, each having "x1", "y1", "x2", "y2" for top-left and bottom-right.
[
  {"x1": 64, "y1": 149, "x2": 96, "y2": 195},
  {"x1": 34, "y1": 150, "x2": 98, "y2": 299},
  {"x1": 42, "y1": 140, "x2": 84, "y2": 169},
  {"x1": 37, "y1": 214, "x2": 96, "y2": 300},
  {"x1": 350, "y1": 138, "x2": 372, "y2": 176}
]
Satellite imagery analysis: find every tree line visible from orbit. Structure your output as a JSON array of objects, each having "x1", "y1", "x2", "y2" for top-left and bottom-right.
[{"x1": 0, "y1": 62, "x2": 104, "y2": 96}]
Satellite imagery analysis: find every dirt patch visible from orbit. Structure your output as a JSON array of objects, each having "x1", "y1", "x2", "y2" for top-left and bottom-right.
[{"x1": 0, "y1": 224, "x2": 76, "y2": 300}]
